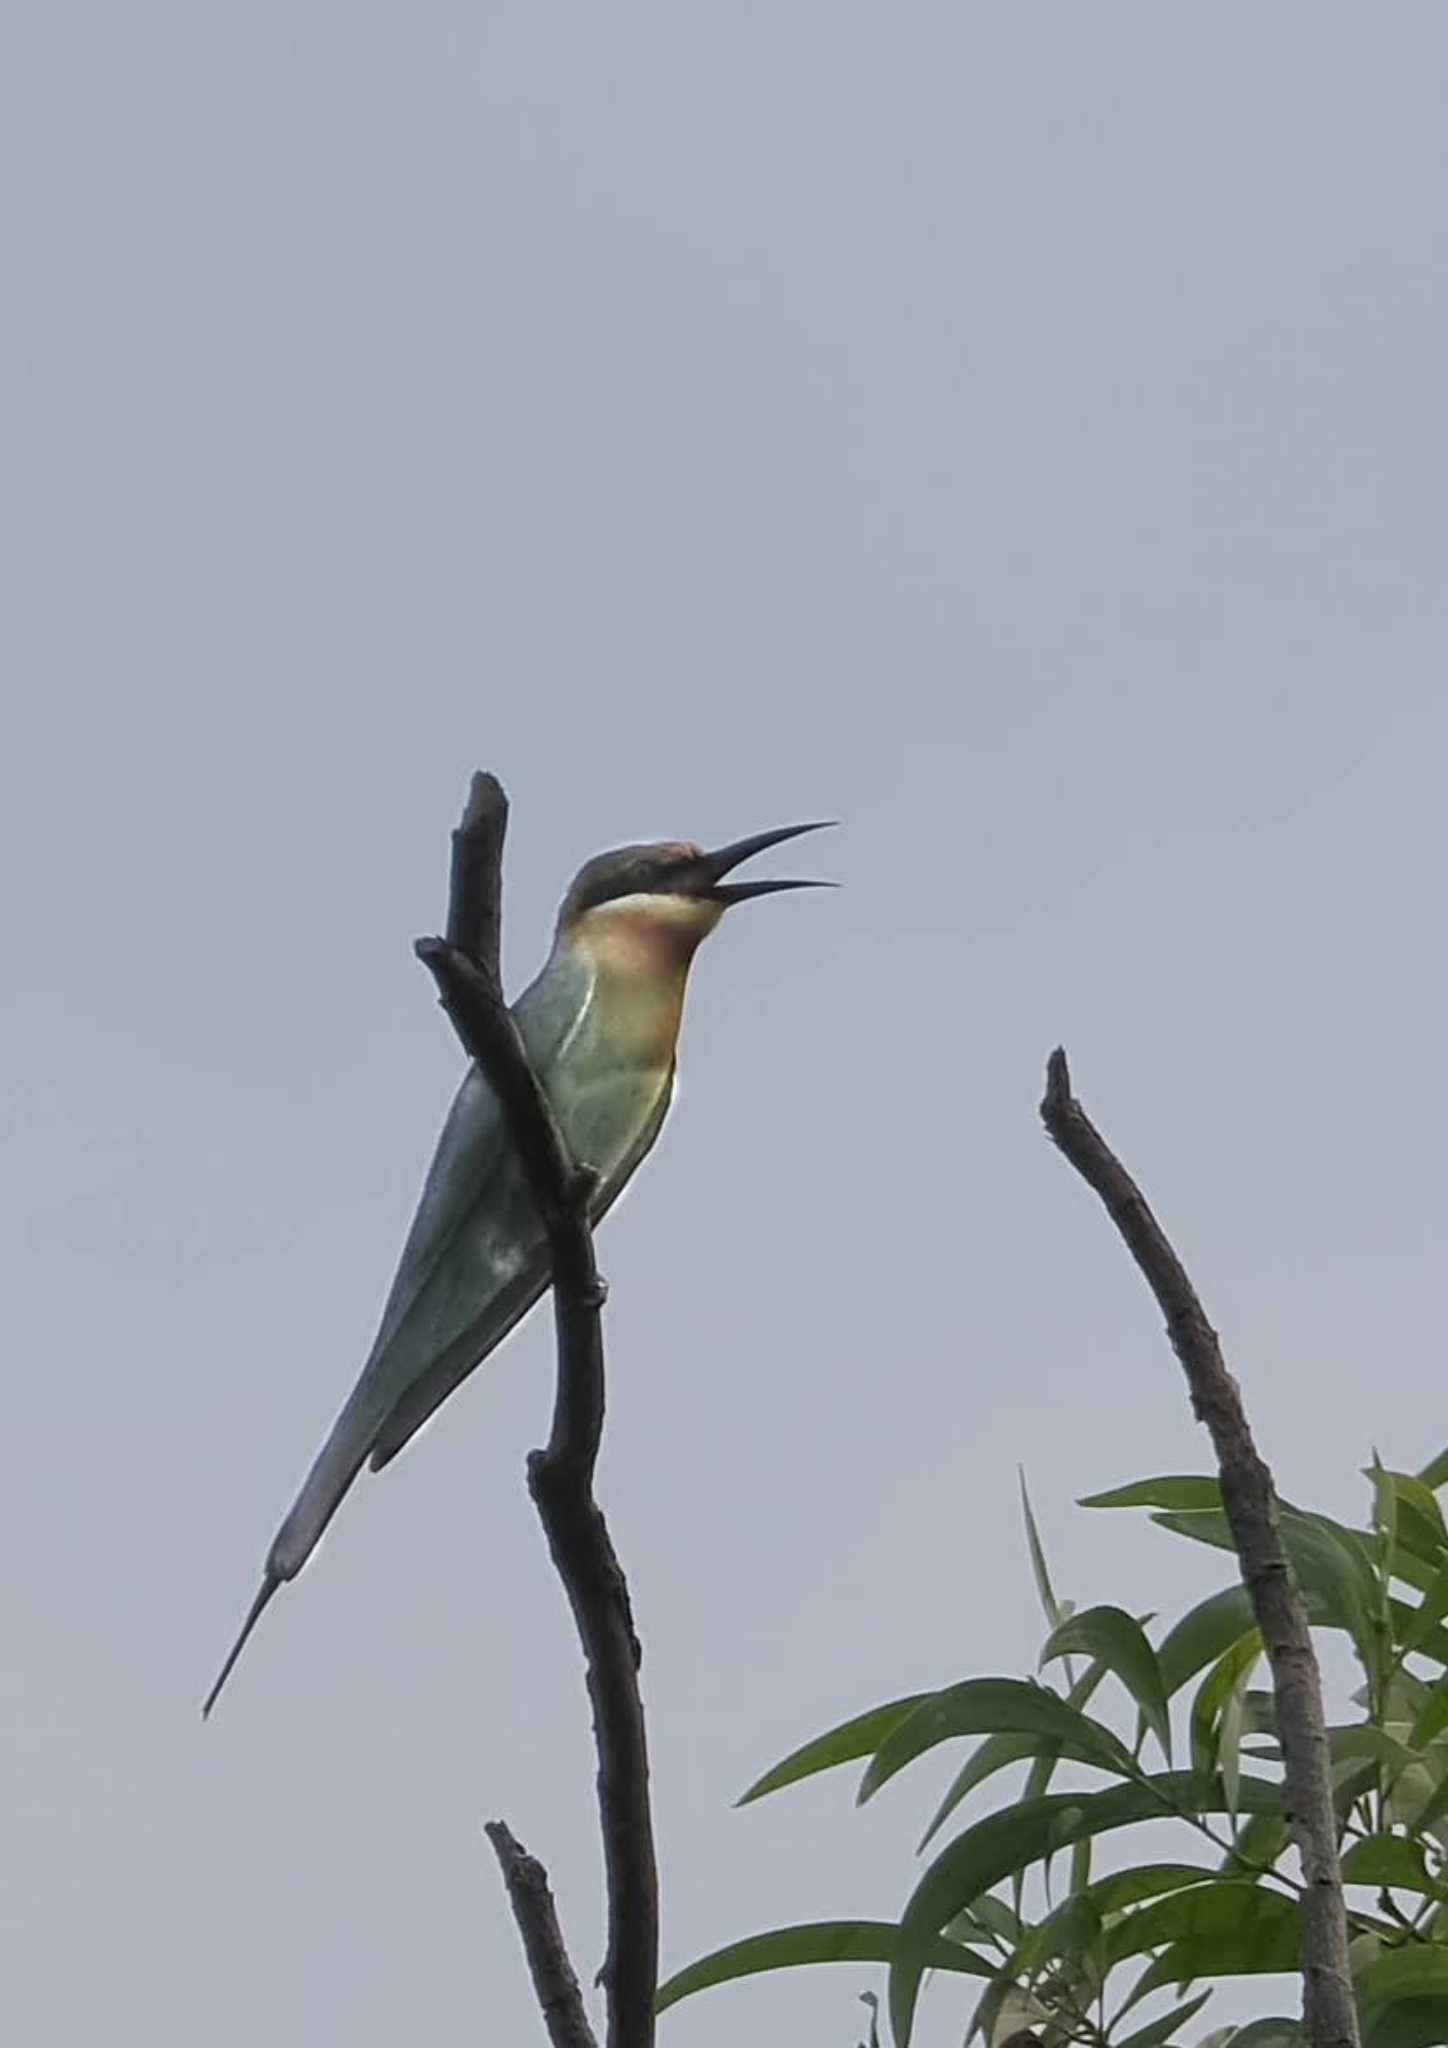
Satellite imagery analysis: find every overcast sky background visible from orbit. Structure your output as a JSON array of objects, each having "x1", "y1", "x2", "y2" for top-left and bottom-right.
[{"x1": 5, "y1": 7, "x2": 1448, "y2": 2044}]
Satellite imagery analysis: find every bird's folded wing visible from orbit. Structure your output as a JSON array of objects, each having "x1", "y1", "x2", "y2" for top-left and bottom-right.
[{"x1": 266, "y1": 1053, "x2": 553, "y2": 1577}]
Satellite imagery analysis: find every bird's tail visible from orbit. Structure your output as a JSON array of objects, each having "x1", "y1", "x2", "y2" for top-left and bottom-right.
[
  {"x1": 202, "y1": 1574, "x2": 282, "y2": 1719},
  {"x1": 201, "y1": 1379, "x2": 389, "y2": 1718}
]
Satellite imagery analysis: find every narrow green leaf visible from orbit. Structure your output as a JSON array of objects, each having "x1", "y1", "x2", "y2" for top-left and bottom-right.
[
  {"x1": 1388, "y1": 1746, "x2": 1448, "y2": 1835},
  {"x1": 1080, "y1": 1476, "x2": 1222, "y2": 1512},
  {"x1": 1191, "y1": 1632, "x2": 1262, "y2": 1785},
  {"x1": 1418, "y1": 1449, "x2": 1448, "y2": 1494},
  {"x1": 860, "y1": 1677, "x2": 1134, "y2": 1806},
  {"x1": 1388, "y1": 1548, "x2": 1440, "y2": 1597},
  {"x1": 1111, "y1": 1988, "x2": 1214, "y2": 2048},
  {"x1": 739, "y1": 1695, "x2": 927, "y2": 1804},
  {"x1": 1341, "y1": 1834, "x2": 1437, "y2": 1896},
  {"x1": 1014, "y1": 1864, "x2": 1217, "y2": 1977},
  {"x1": 1331, "y1": 1726, "x2": 1418, "y2": 1777},
  {"x1": 1406, "y1": 1772, "x2": 1448, "y2": 1841},
  {"x1": 968, "y1": 1976, "x2": 1052, "y2": 2048},
  {"x1": 1386, "y1": 1473, "x2": 1448, "y2": 1558},
  {"x1": 1219, "y1": 1679, "x2": 1247, "y2": 1817},
  {"x1": 1222, "y1": 1809, "x2": 1290, "y2": 1877},
  {"x1": 654, "y1": 1919, "x2": 992, "y2": 2013},
  {"x1": 889, "y1": 1775, "x2": 1281, "y2": 2045},
  {"x1": 1042, "y1": 1605, "x2": 1171, "y2": 1764},
  {"x1": 1406, "y1": 1569, "x2": 1448, "y2": 1658},
  {"x1": 967, "y1": 1893, "x2": 1022, "y2": 1947},
  {"x1": 1358, "y1": 1944, "x2": 1448, "y2": 2048},
  {"x1": 1373, "y1": 1458, "x2": 1401, "y2": 1589},
  {"x1": 995, "y1": 1664, "x2": 1112, "y2": 1865},
  {"x1": 1133, "y1": 1891, "x2": 1300, "y2": 1986},
  {"x1": 1104, "y1": 1880, "x2": 1297, "y2": 1970},
  {"x1": 1413, "y1": 1677, "x2": 1448, "y2": 1752},
  {"x1": 1159, "y1": 1585, "x2": 1256, "y2": 1699},
  {"x1": 918, "y1": 1733, "x2": 1038, "y2": 1852},
  {"x1": 1154, "y1": 1507, "x2": 1383, "y2": 1673},
  {"x1": 1227, "y1": 2021, "x2": 1305, "y2": 2048},
  {"x1": 1393, "y1": 1599, "x2": 1448, "y2": 1666},
  {"x1": 1150, "y1": 1507, "x2": 1240, "y2": 1556},
  {"x1": 1020, "y1": 1470, "x2": 1063, "y2": 1631}
]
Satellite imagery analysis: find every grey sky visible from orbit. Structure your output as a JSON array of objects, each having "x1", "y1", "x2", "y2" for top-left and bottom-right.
[{"x1": 5, "y1": 6, "x2": 1448, "y2": 2042}]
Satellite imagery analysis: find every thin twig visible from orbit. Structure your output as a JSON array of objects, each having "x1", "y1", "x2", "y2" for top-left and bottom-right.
[
  {"x1": 484, "y1": 1822, "x2": 597, "y2": 2048},
  {"x1": 415, "y1": 775, "x2": 659, "y2": 2048},
  {"x1": 1039, "y1": 1048, "x2": 1359, "y2": 2048}
]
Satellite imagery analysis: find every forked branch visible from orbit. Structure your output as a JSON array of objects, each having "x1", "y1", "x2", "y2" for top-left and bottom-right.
[
  {"x1": 416, "y1": 773, "x2": 658, "y2": 2048},
  {"x1": 1040, "y1": 1047, "x2": 1357, "y2": 2048}
]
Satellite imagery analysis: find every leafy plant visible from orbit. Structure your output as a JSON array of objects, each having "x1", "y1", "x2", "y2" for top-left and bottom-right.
[{"x1": 659, "y1": 1453, "x2": 1448, "y2": 2048}]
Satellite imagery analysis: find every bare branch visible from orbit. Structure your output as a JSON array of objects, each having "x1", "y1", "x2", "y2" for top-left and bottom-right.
[
  {"x1": 484, "y1": 1822, "x2": 597, "y2": 2048},
  {"x1": 446, "y1": 770, "x2": 509, "y2": 982},
  {"x1": 415, "y1": 778, "x2": 659, "y2": 2048},
  {"x1": 1039, "y1": 1047, "x2": 1358, "y2": 2048}
]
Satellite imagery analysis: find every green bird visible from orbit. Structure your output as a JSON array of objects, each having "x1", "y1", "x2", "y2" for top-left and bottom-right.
[{"x1": 204, "y1": 822, "x2": 831, "y2": 1715}]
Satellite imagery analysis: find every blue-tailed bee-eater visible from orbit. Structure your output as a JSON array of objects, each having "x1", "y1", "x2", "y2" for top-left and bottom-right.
[{"x1": 204, "y1": 822, "x2": 832, "y2": 1715}]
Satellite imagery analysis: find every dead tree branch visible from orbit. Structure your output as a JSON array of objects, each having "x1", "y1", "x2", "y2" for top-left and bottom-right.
[
  {"x1": 1040, "y1": 1047, "x2": 1358, "y2": 2048},
  {"x1": 484, "y1": 1822, "x2": 597, "y2": 2048},
  {"x1": 415, "y1": 772, "x2": 659, "y2": 2048}
]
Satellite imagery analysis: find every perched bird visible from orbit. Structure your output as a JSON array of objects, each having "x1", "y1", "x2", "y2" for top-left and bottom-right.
[{"x1": 204, "y1": 821, "x2": 831, "y2": 1715}]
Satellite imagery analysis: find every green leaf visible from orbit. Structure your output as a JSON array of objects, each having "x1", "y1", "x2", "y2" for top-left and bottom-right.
[
  {"x1": 654, "y1": 1919, "x2": 993, "y2": 2013},
  {"x1": 1153, "y1": 1507, "x2": 1383, "y2": 1674},
  {"x1": 1336, "y1": 1756, "x2": 1385, "y2": 1825},
  {"x1": 1414, "y1": 1677, "x2": 1448, "y2": 1752},
  {"x1": 1386, "y1": 1472, "x2": 1448, "y2": 1559},
  {"x1": 1080, "y1": 1476, "x2": 1223, "y2": 1512},
  {"x1": 859, "y1": 1677, "x2": 1135, "y2": 1805},
  {"x1": 889, "y1": 1775, "x2": 1282, "y2": 2045},
  {"x1": 1159, "y1": 1585, "x2": 1256, "y2": 1699},
  {"x1": 1020, "y1": 1471, "x2": 1063, "y2": 1631},
  {"x1": 1014, "y1": 1864, "x2": 1218, "y2": 1977},
  {"x1": 1374, "y1": 1458, "x2": 1401, "y2": 1588},
  {"x1": 1341, "y1": 1834, "x2": 1438, "y2": 1896},
  {"x1": 969, "y1": 1977, "x2": 1052, "y2": 2048},
  {"x1": 1359, "y1": 1945, "x2": 1448, "y2": 2048},
  {"x1": 739, "y1": 1695, "x2": 927, "y2": 1804},
  {"x1": 1406, "y1": 1571, "x2": 1448, "y2": 1659},
  {"x1": 1042, "y1": 1605, "x2": 1171, "y2": 1764},
  {"x1": 1393, "y1": 1600, "x2": 1448, "y2": 1668},
  {"x1": 1407, "y1": 1773, "x2": 1448, "y2": 1841},
  {"x1": 1418, "y1": 1449, "x2": 1448, "y2": 1494},
  {"x1": 1150, "y1": 1508, "x2": 1241, "y2": 1557},
  {"x1": 918, "y1": 1733, "x2": 1039, "y2": 1852},
  {"x1": 1105, "y1": 1880, "x2": 1297, "y2": 1971},
  {"x1": 993, "y1": 1665, "x2": 1112, "y2": 1875},
  {"x1": 1191, "y1": 1632, "x2": 1262, "y2": 1786},
  {"x1": 967, "y1": 1892, "x2": 1023, "y2": 1947},
  {"x1": 1222, "y1": 1808, "x2": 1290, "y2": 1877},
  {"x1": 1111, "y1": 1989, "x2": 1214, "y2": 2048},
  {"x1": 1132, "y1": 1889, "x2": 1300, "y2": 1986},
  {"x1": 1219, "y1": 1678, "x2": 1247, "y2": 1817},
  {"x1": 1330, "y1": 1727, "x2": 1418, "y2": 1794},
  {"x1": 1227, "y1": 2022, "x2": 1305, "y2": 2048}
]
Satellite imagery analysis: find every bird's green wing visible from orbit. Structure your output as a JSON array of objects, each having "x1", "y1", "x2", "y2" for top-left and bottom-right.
[
  {"x1": 366, "y1": 1056, "x2": 676, "y2": 1470},
  {"x1": 264, "y1": 960, "x2": 590, "y2": 1581}
]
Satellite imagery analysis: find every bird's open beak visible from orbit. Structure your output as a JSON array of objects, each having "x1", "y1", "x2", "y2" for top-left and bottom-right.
[{"x1": 698, "y1": 821, "x2": 836, "y2": 904}]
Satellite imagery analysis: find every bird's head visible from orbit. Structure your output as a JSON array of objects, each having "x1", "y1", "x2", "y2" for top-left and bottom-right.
[{"x1": 558, "y1": 822, "x2": 834, "y2": 970}]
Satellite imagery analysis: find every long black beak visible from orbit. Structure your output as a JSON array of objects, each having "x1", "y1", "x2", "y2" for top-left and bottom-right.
[{"x1": 699, "y1": 820, "x2": 836, "y2": 904}]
